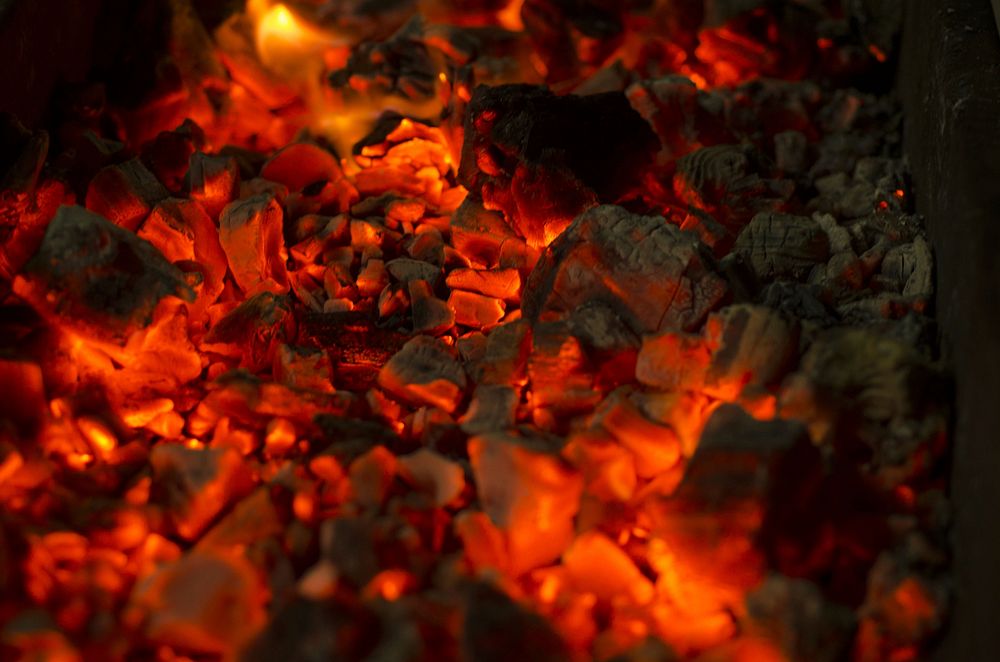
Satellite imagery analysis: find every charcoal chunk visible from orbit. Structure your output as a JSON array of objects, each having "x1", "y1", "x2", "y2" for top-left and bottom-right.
[
  {"x1": 734, "y1": 212, "x2": 830, "y2": 281},
  {"x1": 85, "y1": 158, "x2": 169, "y2": 231},
  {"x1": 461, "y1": 582, "x2": 571, "y2": 662},
  {"x1": 459, "y1": 85, "x2": 658, "y2": 247},
  {"x1": 378, "y1": 335, "x2": 468, "y2": 413},
  {"x1": 523, "y1": 205, "x2": 728, "y2": 335},
  {"x1": 14, "y1": 205, "x2": 194, "y2": 342}
]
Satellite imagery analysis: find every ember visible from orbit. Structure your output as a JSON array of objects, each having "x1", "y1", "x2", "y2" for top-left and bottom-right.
[{"x1": 0, "y1": 0, "x2": 951, "y2": 660}]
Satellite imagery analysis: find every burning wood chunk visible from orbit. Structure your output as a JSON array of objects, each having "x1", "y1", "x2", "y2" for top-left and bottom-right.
[
  {"x1": 649, "y1": 404, "x2": 822, "y2": 609},
  {"x1": 85, "y1": 158, "x2": 169, "y2": 231},
  {"x1": 468, "y1": 432, "x2": 583, "y2": 574},
  {"x1": 397, "y1": 448, "x2": 466, "y2": 507},
  {"x1": 13, "y1": 205, "x2": 194, "y2": 342},
  {"x1": 446, "y1": 267, "x2": 521, "y2": 302},
  {"x1": 187, "y1": 152, "x2": 240, "y2": 220},
  {"x1": 462, "y1": 582, "x2": 572, "y2": 662},
  {"x1": 743, "y1": 574, "x2": 856, "y2": 662},
  {"x1": 448, "y1": 289, "x2": 506, "y2": 329},
  {"x1": 273, "y1": 344, "x2": 334, "y2": 392},
  {"x1": 734, "y1": 212, "x2": 831, "y2": 281},
  {"x1": 523, "y1": 205, "x2": 728, "y2": 335},
  {"x1": 150, "y1": 443, "x2": 254, "y2": 541},
  {"x1": 138, "y1": 198, "x2": 228, "y2": 310},
  {"x1": 126, "y1": 548, "x2": 266, "y2": 654},
  {"x1": 450, "y1": 197, "x2": 518, "y2": 268},
  {"x1": 673, "y1": 145, "x2": 791, "y2": 227},
  {"x1": 378, "y1": 335, "x2": 468, "y2": 413},
  {"x1": 408, "y1": 279, "x2": 455, "y2": 334},
  {"x1": 459, "y1": 85, "x2": 658, "y2": 247},
  {"x1": 219, "y1": 193, "x2": 291, "y2": 295},
  {"x1": 204, "y1": 292, "x2": 296, "y2": 372},
  {"x1": 461, "y1": 384, "x2": 519, "y2": 434}
]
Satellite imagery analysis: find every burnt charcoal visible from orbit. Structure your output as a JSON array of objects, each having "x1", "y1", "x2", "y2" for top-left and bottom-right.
[
  {"x1": 140, "y1": 121, "x2": 205, "y2": 194},
  {"x1": 313, "y1": 415, "x2": 400, "y2": 463},
  {"x1": 461, "y1": 384, "x2": 519, "y2": 434},
  {"x1": 459, "y1": 84, "x2": 658, "y2": 246},
  {"x1": 150, "y1": 444, "x2": 253, "y2": 541},
  {"x1": 743, "y1": 574, "x2": 856, "y2": 662},
  {"x1": 734, "y1": 212, "x2": 831, "y2": 281},
  {"x1": 774, "y1": 130, "x2": 808, "y2": 174},
  {"x1": 462, "y1": 582, "x2": 571, "y2": 662},
  {"x1": 408, "y1": 279, "x2": 455, "y2": 334},
  {"x1": 241, "y1": 596, "x2": 381, "y2": 662},
  {"x1": 85, "y1": 158, "x2": 170, "y2": 231},
  {"x1": 759, "y1": 281, "x2": 835, "y2": 326},
  {"x1": 469, "y1": 318, "x2": 533, "y2": 386},
  {"x1": 705, "y1": 304, "x2": 800, "y2": 390},
  {"x1": 626, "y1": 76, "x2": 730, "y2": 162},
  {"x1": 449, "y1": 197, "x2": 518, "y2": 268},
  {"x1": 188, "y1": 152, "x2": 240, "y2": 219},
  {"x1": 785, "y1": 328, "x2": 948, "y2": 470},
  {"x1": 448, "y1": 289, "x2": 506, "y2": 329},
  {"x1": 14, "y1": 205, "x2": 194, "y2": 342},
  {"x1": 138, "y1": 198, "x2": 228, "y2": 310},
  {"x1": 128, "y1": 548, "x2": 266, "y2": 655},
  {"x1": 261, "y1": 142, "x2": 344, "y2": 192},
  {"x1": 673, "y1": 145, "x2": 792, "y2": 227},
  {"x1": 378, "y1": 335, "x2": 468, "y2": 413},
  {"x1": 881, "y1": 236, "x2": 932, "y2": 300},
  {"x1": 203, "y1": 292, "x2": 297, "y2": 372},
  {"x1": 386, "y1": 258, "x2": 442, "y2": 285},
  {"x1": 567, "y1": 300, "x2": 640, "y2": 353},
  {"x1": 650, "y1": 404, "x2": 823, "y2": 606},
  {"x1": 397, "y1": 447, "x2": 465, "y2": 506},
  {"x1": 219, "y1": 193, "x2": 291, "y2": 295},
  {"x1": 468, "y1": 431, "x2": 582, "y2": 572},
  {"x1": 529, "y1": 320, "x2": 600, "y2": 414},
  {"x1": 522, "y1": 0, "x2": 624, "y2": 82},
  {"x1": 445, "y1": 267, "x2": 521, "y2": 302},
  {"x1": 301, "y1": 311, "x2": 409, "y2": 390},
  {"x1": 329, "y1": 16, "x2": 439, "y2": 103},
  {"x1": 523, "y1": 205, "x2": 728, "y2": 335}
]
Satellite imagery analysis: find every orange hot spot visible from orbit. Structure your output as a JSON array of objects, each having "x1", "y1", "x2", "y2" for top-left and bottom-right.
[{"x1": 365, "y1": 569, "x2": 414, "y2": 602}]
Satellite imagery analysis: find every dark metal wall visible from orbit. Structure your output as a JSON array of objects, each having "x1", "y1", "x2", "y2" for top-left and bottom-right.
[{"x1": 900, "y1": 0, "x2": 1000, "y2": 658}]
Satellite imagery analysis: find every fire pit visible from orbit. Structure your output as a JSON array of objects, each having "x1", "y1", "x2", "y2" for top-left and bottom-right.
[{"x1": 0, "y1": 0, "x2": 986, "y2": 660}]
